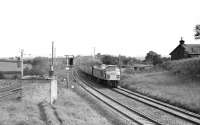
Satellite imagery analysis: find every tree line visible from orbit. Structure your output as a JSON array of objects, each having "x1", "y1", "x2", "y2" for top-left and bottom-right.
[
  {"x1": 24, "y1": 57, "x2": 49, "y2": 76},
  {"x1": 23, "y1": 50, "x2": 170, "y2": 76},
  {"x1": 96, "y1": 51, "x2": 170, "y2": 66}
]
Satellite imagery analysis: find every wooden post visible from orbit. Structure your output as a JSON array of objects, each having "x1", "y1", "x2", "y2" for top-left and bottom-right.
[
  {"x1": 21, "y1": 49, "x2": 24, "y2": 79},
  {"x1": 119, "y1": 54, "x2": 121, "y2": 82},
  {"x1": 67, "y1": 71, "x2": 69, "y2": 88}
]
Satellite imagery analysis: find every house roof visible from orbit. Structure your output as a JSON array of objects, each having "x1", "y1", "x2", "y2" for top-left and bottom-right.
[
  {"x1": 170, "y1": 44, "x2": 200, "y2": 55},
  {"x1": 0, "y1": 62, "x2": 20, "y2": 72},
  {"x1": 182, "y1": 44, "x2": 200, "y2": 54}
]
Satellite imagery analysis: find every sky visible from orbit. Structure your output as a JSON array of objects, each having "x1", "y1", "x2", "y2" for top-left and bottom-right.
[{"x1": 0, "y1": 0, "x2": 200, "y2": 58}]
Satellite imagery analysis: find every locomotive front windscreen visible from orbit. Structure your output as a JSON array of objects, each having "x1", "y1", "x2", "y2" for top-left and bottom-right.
[{"x1": 106, "y1": 66, "x2": 120, "y2": 71}]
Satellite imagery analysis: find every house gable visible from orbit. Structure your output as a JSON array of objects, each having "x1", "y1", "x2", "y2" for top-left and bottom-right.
[
  {"x1": 170, "y1": 44, "x2": 182, "y2": 55},
  {"x1": 170, "y1": 45, "x2": 187, "y2": 60},
  {"x1": 170, "y1": 38, "x2": 200, "y2": 60}
]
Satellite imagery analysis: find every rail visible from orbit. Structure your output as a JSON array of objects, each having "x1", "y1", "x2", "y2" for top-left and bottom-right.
[
  {"x1": 73, "y1": 70, "x2": 161, "y2": 125},
  {"x1": 0, "y1": 84, "x2": 22, "y2": 100},
  {"x1": 77, "y1": 69, "x2": 200, "y2": 125}
]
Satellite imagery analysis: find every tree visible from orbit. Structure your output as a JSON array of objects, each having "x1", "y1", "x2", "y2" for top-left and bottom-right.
[
  {"x1": 101, "y1": 55, "x2": 118, "y2": 65},
  {"x1": 96, "y1": 53, "x2": 101, "y2": 57},
  {"x1": 145, "y1": 51, "x2": 162, "y2": 65},
  {"x1": 25, "y1": 57, "x2": 49, "y2": 75},
  {"x1": 126, "y1": 57, "x2": 142, "y2": 65},
  {"x1": 100, "y1": 54, "x2": 143, "y2": 66},
  {"x1": 161, "y1": 57, "x2": 170, "y2": 62}
]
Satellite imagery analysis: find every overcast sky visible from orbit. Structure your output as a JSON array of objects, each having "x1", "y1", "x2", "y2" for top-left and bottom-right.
[{"x1": 0, "y1": 0, "x2": 200, "y2": 58}]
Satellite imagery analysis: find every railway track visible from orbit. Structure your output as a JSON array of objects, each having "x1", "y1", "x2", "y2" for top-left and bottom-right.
[
  {"x1": 76, "y1": 70, "x2": 200, "y2": 125},
  {"x1": 73, "y1": 70, "x2": 157, "y2": 125},
  {"x1": 0, "y1": 84, "x2": 22, "y2": 100},
  {"x1": 113, "y1": 87, "x2": 200, "y2": 124}
]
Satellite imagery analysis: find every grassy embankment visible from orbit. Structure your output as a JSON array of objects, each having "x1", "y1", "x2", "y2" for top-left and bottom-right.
[
  {"x1": 120, "y1": 57, "x2": 200, "y2": 114},
  {"x1": 53, "y1": 87, "x2": 113, "y2": 125},
  {"x1": 0, "y1": 80, "x2": 48, "y2": 125},
  {"x1": 0, "y1": 80, "x2": 113, "y2": 125},
  {"x1": 0, "y1": 57, "x2": 113, "y2": 125}
]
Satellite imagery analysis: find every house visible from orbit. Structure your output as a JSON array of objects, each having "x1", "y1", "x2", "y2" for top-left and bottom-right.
[
  {"x1": 0, "y1": 61, "x2": 21, "y2": 79},
  {"x1": 169, "y1": 38, "x2": 200, "y2": 60}
]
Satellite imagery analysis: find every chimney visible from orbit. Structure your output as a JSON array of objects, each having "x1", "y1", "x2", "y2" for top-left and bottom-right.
[{"x1": 179, "y1": 37, "x2": 185, "y2": 45}]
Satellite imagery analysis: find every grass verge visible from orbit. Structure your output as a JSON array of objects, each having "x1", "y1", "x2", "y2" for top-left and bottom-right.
[
  {"x1": 120, "y1": 71, "x2": 200, "y2": 114},
  {"x1": 0, "y1": 99, "x2": 45, "y2": 125},
  {"x1": 53, "y1": 86, "x2": 113, "y2": 125}
]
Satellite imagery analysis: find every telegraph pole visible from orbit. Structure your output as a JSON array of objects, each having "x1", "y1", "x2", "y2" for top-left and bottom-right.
[
  {"x1": 118, "y1": 54, "x2": 121, "y2": 69},
  {"x1": 21, "y1": 49, "x2": 24, "y2": 79},
  {"x1": 49, "y1": 41, "x2": 57, "y2": 104},
  {"x1": 93, "y1": 47, "x2": 96, "y2": 58},
  {"x1": 49, "y1": 41, "x2": 54, "y2": 77},
  {"x1": 118, "y1": 54, "x2": 121, "y2": 82},
  {"x1": 52, "y1": 41, "x2": 54, "y2": 67}
]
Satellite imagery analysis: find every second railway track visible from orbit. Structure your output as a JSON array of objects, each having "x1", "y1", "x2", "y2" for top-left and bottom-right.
[
  {"x1": 75, "y1": 69, "x2": 200, "y2": 125},
  {"x1": 0, "y1": 84, "x2": 22, "y2": 100},
  {"x1": 73, "y1": 70, "x2": 158, "y2": 125},
  {"x1": 113, "y1": 87, "x2": 200, "y2": 124}
]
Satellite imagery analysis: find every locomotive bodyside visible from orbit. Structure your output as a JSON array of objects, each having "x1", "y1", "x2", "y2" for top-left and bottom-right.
[
  {"x1": 80, "y1": 65, "x2": 93, "y2": 75},
  {"x1": 93, "y1": 65, "x2": 106, "y2": 80},
  {"x1": 79, "y1": 64, "x2": 120, "y2": 87}
]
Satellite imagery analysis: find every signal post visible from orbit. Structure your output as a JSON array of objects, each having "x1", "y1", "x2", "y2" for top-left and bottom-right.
[{"x1": 65, "y1": 55, "x2": 74, "y2": 88}]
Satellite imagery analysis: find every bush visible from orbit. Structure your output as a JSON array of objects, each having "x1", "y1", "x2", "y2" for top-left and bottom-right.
[
  {"x1": 78, "y1": 56, "x2": 102, "y2": 66},
  {"x1": 145, "y1": 51, "x2": 163, "y2": 65},
  {"x1": 100, "y1": 54, "x2": 142, "y2": 66},
  {"x1": 162, "y1": 57, "x2": 200, "y2": 75},
  {"x1": 101, "y1": 55, "x2": 118, "y2": 65},
  {"x1": 24, "y1": 57, "x2": 49, "y2": 76}
]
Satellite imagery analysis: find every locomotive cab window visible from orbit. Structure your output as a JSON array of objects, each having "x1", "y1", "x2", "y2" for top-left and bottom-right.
[{"x1": 106, "y1": 66, "x2": 119, "y2": 71}]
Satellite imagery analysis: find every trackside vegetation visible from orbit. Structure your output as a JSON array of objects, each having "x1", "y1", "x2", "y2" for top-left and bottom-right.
[
  {"x1": 78, "y1": 55, "x2": 200, "y2": 114},
  {"x1": 24, "y1": 57, "x2": 49, "y2": 76},
  {"x1": 76, "y1": 56, "x2": 102, "y2": 66},
  {"x1": 161, "y1": 57, "x2": 200, "y2": 76},
  {"x1": 120, "y1": 57, "x2": 200, "y2": 114}
]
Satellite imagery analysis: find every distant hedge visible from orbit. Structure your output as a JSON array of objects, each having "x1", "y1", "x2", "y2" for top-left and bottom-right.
[
  {"x1": 24, "y1": 57, "x2": 49, "y2": 76},
  {"x1": 77, "y1": 56, "x2": 102, "y2": 66},
  {"x1": 162, "y1": 57, "x2": 200, "y2": 75}
]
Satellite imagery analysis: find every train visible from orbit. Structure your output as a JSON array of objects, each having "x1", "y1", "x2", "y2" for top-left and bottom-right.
[{"x1": 79, "y1": 64, "x2": 120, "y2": 87}]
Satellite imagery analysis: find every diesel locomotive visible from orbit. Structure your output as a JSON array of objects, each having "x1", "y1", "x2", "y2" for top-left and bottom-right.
[{"x1": 79, "y1": 64, "x2": 120, "y2": 87}]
